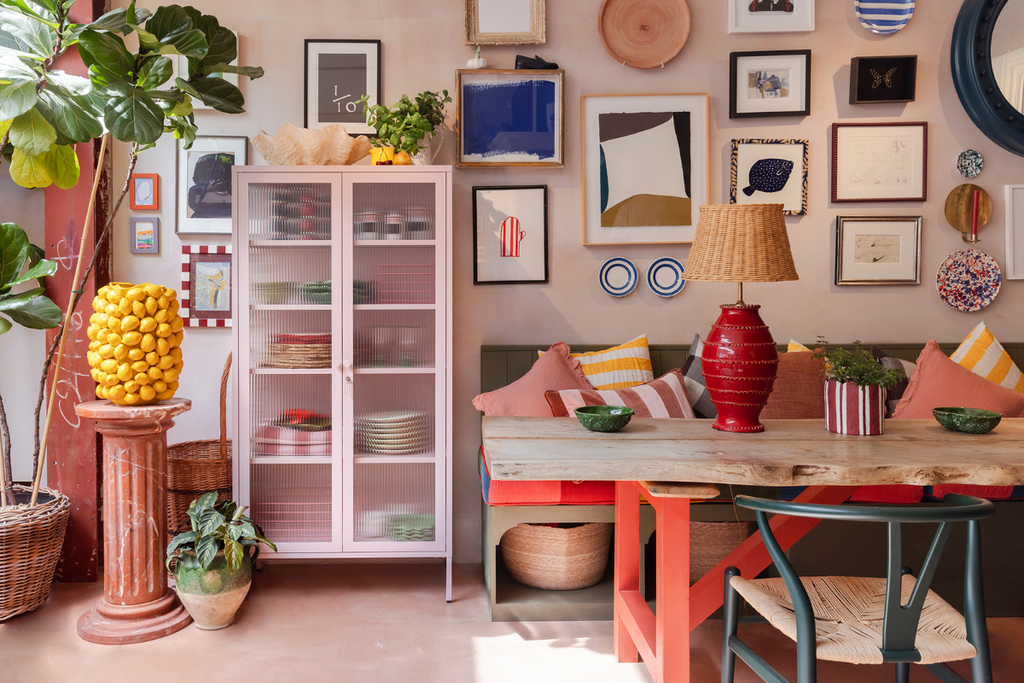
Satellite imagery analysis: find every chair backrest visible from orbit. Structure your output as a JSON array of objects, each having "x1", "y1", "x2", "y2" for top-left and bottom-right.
[{"x1": 735, "y1": 494, "x2": 995, "y2": 657}]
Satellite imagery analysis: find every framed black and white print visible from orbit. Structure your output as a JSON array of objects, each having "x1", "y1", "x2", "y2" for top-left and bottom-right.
[
  {"x1": 304, "y1": 40, "x2": 381, "y2": 133},
  {"x1": 728, "y1": 0, "x2": 814, "y2": 33},
  {"x1": 731, "y1": 139, "x2": 808, "y2": 216},
  {"x1": 730, "y1": 50, "x2": 811, "y2": 118},
  {"x1": 836, "y1": 215, "x2": 921, "y2": 285},
  {"x1": 831, "y1": 122, "x2": 927, "y2": 202},
  {"x1": 176, "y1": 136, "x2": 247, "y2": 235},
  {"x1": 473, "y1": 186, "x2": 548, "y2": 284},
  {"x1": 849, "y1": 55, "x2": 918, "y2": 104}
]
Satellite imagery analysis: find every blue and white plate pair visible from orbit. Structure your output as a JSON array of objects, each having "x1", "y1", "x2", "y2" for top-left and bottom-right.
[
  {"x1": 854, "y1": 0, "x2": 915, "y2": 35},
  {"x1": 599, "y1": 257, "x2": 685, "y2": 298}
]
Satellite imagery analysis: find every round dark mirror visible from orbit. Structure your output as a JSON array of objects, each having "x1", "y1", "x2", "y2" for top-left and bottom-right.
[{"x1": 952, "y1": 0, "x2": 1024, "y2": 155}]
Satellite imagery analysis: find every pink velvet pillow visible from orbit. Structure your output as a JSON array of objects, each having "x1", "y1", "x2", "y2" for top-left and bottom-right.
[
  {"x1": 892, "y1": 340, "x2": 1024, "y2": 419},
  {"x1": 473, "y1": 342, "x2": 592, "y2": 417}
]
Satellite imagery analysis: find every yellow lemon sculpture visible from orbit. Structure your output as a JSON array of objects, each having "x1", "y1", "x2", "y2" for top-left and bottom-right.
[{"x1": 85, "y1": 282, "x2": 184, "y2": 405}]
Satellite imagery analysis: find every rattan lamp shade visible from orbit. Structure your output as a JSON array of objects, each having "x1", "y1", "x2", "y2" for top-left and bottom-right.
[{"x1": 685, "y1": 204, "x2": 798, "y2": 283}]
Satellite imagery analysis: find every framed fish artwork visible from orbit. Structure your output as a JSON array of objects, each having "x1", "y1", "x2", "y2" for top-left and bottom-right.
[
  {"x1": 835, "y1": 215, "x2": 921, "y2": 285},
  {"x1": 730, "y1": 50, "x2": 811, "y2": 118},
  {"x1": 728, "y1": 0, "x2": 814, "y2": 33},
  {"x1": 730, "y1": 139, "x2": 808, "y2": 216},
  {"x1": 472, "y1": 185, "x2": 549, "y2": 284}
]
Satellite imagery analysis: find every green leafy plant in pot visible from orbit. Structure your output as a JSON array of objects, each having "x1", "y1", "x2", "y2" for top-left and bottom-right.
[
  {"x1": 813, "y1": 338, "x2": 906, "y2": 436},
  {"x1": 357, "y1": 89, "x2": 451, "y2": 164},
  {"x1": 166, "y1": 492, "x2": 276, "y2": 630}
]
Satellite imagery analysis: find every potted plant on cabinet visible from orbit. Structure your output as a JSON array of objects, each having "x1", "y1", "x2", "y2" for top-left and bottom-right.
[
  {"x1": 358, "y1": 90, "x2": 452, "y2": 165},
  {"x1": 166, "y1": 492, "x2": 276, "y2": 630},
  {"x1": 813, "y1": 340, "x2": 905, "y2": 435}
]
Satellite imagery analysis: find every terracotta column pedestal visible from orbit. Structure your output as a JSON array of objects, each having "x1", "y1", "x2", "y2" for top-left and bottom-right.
[{"x1": 74, "y1": 398, "x2": 193, "y2": 644}]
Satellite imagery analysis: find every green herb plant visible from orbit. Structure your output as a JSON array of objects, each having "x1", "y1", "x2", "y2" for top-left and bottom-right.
[
  {"x1": 812, "y1": 337, "x2": 905, "y2": 389},
  {"x1": 357, "y1": 89, "x2": 452, "y2": 155},
  {"x1": 167, "y1": 492, "x2": 277, "y2": 572}
]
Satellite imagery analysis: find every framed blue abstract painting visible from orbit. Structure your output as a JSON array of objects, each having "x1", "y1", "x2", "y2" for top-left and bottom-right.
[
  {"x1": 456, "y1": 69, "x2": 563, "y2": 167},
  {"x1": 582, "y1": 93, "x2": 709, "y2": 245}
]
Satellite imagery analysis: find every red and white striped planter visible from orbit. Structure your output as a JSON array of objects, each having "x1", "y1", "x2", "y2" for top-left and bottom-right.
[{"x1": 824, "y1": 380, "x2": 886, "y2": 435}]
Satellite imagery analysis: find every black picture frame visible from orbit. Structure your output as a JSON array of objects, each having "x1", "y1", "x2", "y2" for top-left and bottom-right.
[
  {"x1": 729, "y1": 49, "x2": 811, "y2": 119},
  {"x1": 303, "y1": 39, "x2": 382, "y2": 134},
  {"x1": 472, "y1": 186, "x2": 549, "y2": 284},
  {"x1": 849, "y1": 56, "x2": 917, "y2": 104}
]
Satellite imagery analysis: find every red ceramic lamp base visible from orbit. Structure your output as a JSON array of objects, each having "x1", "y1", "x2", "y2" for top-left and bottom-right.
[{"x1": 701, "y1": 304, "x2": 779, "y2": 433}]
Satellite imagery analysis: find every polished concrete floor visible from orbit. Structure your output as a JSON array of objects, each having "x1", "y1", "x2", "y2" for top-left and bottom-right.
[{"x1": 1, "y1": 563, "x2": 1021, "y2": 683}]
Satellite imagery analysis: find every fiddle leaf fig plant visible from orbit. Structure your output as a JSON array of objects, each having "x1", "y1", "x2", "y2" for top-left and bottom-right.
[
  {"x1": 167, "y1": 492, "x2": 277, "y2": 572},
  {"x1": 357, "y1": 89, "x2": 451, "y2": 155}
]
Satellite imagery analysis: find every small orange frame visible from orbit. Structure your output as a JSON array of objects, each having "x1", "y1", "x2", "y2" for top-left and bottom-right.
[{"x1": 129, "y1": 173, "x2": 160, "y2": 210}]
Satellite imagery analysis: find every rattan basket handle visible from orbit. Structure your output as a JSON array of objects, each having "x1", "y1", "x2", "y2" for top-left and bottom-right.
[{"x1": 219, "y1": 353, "x2": 232, "y2": 458}]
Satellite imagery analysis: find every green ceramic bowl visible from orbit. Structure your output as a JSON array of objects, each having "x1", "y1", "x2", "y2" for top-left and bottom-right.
[
  {"x1": 932, "y1": 407, "x2": 1002, "y2": 434},
  {"x1": 575, "y1": 405, "x2": 636, "y2": 433}
]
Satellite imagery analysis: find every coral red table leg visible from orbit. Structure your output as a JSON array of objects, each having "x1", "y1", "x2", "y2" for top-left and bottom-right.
[
  {"x1": 656, "y1": 496, "x2": 691, "y2": 683},
  {"x1": 614, "y1": 481, "x2": 641, "y2": 664}
]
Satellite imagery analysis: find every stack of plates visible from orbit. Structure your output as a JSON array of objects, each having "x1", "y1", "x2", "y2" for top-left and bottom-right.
[
  {"x1": 355, "y1": 411, "x2": 430, "y2": 455},
  {"x1": 264, "y1": 332, "x2": 332, "y2": 369}
]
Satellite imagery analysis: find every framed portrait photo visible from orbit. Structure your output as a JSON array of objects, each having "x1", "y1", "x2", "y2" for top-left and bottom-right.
[
  {"x1": 836, "y1": 215, "x2": 921, "y2": 285},
  {"x1": 473, "y1": 185, "x2": 548, "y2": 284},
  {"x1": 582, "y1": 93, "x2": 709, "y2": 245},
  {"x1": 304, "y1": 39, "x2": 381, "y2": 134},
  {"x1": 129, "y1": 173, "x2": 159, "y2": 210},
  {"x1": 731, "y1": 139, "x2": 808, "y2": 216},
  {"x1": 831, "y1": 122, "x2": 927, "y2": 202},
  {"x1": 177, "y1": 136, "x2": 247, "y2": 235},
  {"x1": 456, "y1": 69, "x2": 563, "y2": 167},
  {"x1": 728, "y1": 0, "x2": 814, "y2": 33},
  {"x1": 129, "y1": 217, "x2": 160, "y2": 254},
  {"x1": 465, "y1": 0, "x2": 545, "y2": 45},
  {"x1": 181, "y1": 245, "x2": 232, "y2": 327},
  {"x1": 730, "y1": 50, "x2": 811, "y2": 118}
]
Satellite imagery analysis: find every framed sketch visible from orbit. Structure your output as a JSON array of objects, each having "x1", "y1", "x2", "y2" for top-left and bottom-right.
[
  {"x1": 456, "y1": 69, "x2": 563, "y2": 167},
  {"x1": 836, "y1": 215, "x2": 921, "y2": 285},
  {"x1": 731, "y1": 139, "x2": 808, "y2": 216},
  {"x1": 472, "y1": 185, "x2": 548, "y2": 284},
  {"x1": 181, "y1": 245, "x2": 232, "y2": 327},
  {"x1": 129, "y1": 173, "x2": 159, "y2": 210},
  {"x1": 465, "y1": 0, "x2": 545, "y2": 45},
  {"x1": 850, "y1": 55, "x2": 917, "y2": 104},
  {"x1": 730, "y1": 50, "x2": 811, "y2": 118},
  {"x1": 831, "y1": 122, "x2": 927, "y2": 202},
  {"x1": 175, "y1": 30, "x2": 239, "y2": 111},
  {"x1": 176, "y1": 136, "x2": 247, "y2": 235},
  {"x1": 582, "y1": 93, "x2": 709, "y2": 245},
  {"x1": 728, "y1": 0, "x2": 814, "y2": 33},
  {"x1": 129, "y1": 217, "x2": 159, "y2": 254},
  {"x1": 304, "y1": 39, "x2": 381, "y2": 133},
  {"x1": 1006, "y1": 185, "x2": 1024, "y2": 280}
]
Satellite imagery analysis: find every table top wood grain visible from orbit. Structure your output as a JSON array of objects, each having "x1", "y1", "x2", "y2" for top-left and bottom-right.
[{"x1": 481, "y1": 417, "x2": 1024, "y2": 487}]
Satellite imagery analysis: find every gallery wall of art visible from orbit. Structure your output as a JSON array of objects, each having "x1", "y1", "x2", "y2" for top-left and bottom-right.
[{"x1": 3, "y1": 0, "x2": 1024, "y2": 561}]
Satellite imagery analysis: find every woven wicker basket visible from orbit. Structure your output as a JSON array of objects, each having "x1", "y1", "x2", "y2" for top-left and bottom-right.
[
  {"x1": 167, "y1": 354, "x2": 232, "y2": 533},
  {"x1": 501, "y1": 522, "x2": 612, "y2": 591},
  {"x1": 0, "y1": 485, "x2": 71, "y2": 621}
]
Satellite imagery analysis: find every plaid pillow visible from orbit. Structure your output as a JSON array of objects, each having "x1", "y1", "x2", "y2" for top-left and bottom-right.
[
  {"x1": 871, "y1": 347, "x2": 916, "y2": 417},
  {"x1": 681, "y1": 334, "x2": 717, "y2": 419}
]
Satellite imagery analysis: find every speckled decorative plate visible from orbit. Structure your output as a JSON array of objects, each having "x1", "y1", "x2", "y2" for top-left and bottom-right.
[
  {"x1": 935, "y1": 249, "x2": 1002, "y2": 312},
  {"x1": 956, "y1": 149, "x2": 983, "y2": 178}
]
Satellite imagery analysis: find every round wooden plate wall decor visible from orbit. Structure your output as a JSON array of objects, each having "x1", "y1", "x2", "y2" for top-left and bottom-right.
[{"x1": 598, "y1": 0, "x2": 691, "y2": 69}]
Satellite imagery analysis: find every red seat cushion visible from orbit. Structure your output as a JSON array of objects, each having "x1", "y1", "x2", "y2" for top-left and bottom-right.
[
  {"x1": 930, "y1": 484, "x2": 1015, "y2": 500},
  {"x1": 479, "y1": 447, "x2": 614, "y2": 506}
]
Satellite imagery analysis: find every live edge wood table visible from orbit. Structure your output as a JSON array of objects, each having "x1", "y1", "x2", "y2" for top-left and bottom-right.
[{"x1": 482, "y1": 417, "x2": 1024, "y2": 683}]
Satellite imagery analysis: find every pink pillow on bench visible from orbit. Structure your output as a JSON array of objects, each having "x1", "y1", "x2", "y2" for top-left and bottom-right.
[
  {"x1": 472, "y1": 342, "x2": 592, "y2": 417},
  {"x1": 545, "y1": 369, "x2": 695, "y2": 418}
]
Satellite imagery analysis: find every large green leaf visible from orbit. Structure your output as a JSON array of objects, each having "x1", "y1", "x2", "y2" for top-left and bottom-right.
[
  {"x1": 137, "y1": 55, "x2": 172, "y2": 89},
  {"x1": 36, "y1": 87, "x2": 103, "y2": 142},
  {"x1": 191, "y1": 77, "x2": 243, "y2": 113},
  {"x1": 166, "y1": 530, "x2": 196, "y2": 555},
  {"x1": 0, "y1": 221, "x2": 31, "y2": 289},
  {"x1": 103, "y1": 82, "x2": 164, "y2": 144},
  {"x1": 8, "y1": 146, "x2": 50, "y2": 187},
  {"x1": 0, "y1": 7, "x2": 55, "y2": 59},
  {"x1": 3, "y1": 0, "x2": 55, "y2": 24},
  {"x1": 0, "y1": 315, "x2": 11, "y2": 334},
  {"x1": 44, "y1": 69, "x2": 91, "y2": 95},
  {"x1": 166, "y1": 114, "x2": 196, "y2": 148},
  {"x1": 0, "y1": 57, "x2": 38, "y2": 119},
  {"x1": 78, "y1": 29, "x2": 134, "y2": 84},
  {"x1": 9, "y1": 106, "x2": 55, "y2": 155},
  {"x1": 138, "y1": 6, "x2": 207, "y2": 58},
  {"x1": 3, "y1": 255, "x2": 55, "y2": 290},
  {"x1": 0, "y1": 287, "x2": 62, "y2": 329},
  {"x1": 202, "y1": 26, "x2": 235, "y2": 69},
  {"x1": 40, "y1": 142, "x2": 78, "y2": 188},
  {"x1": 223, "y1": 537, "x2": 243, "y2": 571},
  {"x1": 203, "y1": 63, "x2": 264, "y2": 80},
  {"x1": 194, "y1": 534, "x2": 218, "y2": 569}
]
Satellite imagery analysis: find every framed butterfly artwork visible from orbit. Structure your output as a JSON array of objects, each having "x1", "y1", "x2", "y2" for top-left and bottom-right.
[{"x1": 849, "y1": 56, "x2": 917, "y2": 104}]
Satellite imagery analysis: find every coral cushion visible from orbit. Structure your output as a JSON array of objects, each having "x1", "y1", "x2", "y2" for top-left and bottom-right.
[
  {"x1": 479, "y1": 448, "x2": 615, "y2": 506},
  {"x1": 472, "y1": 342, "x2": 592, "y2": 417},
  {"x1": 761, "y1": 352, "x2": 826, "y2": 420},
  {"x1": 930, "y1": 484, "x2": 1016, "y2": 500},
  {"x1": 545, "y1": 369, "x2": 695, "y2": 418}
]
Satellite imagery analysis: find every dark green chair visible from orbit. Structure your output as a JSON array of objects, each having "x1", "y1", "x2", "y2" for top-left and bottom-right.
[{"x1": 722, "y1": 494, "x2": 995, "y2": 683}]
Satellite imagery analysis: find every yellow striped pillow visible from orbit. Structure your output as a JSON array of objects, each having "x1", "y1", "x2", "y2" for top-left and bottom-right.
[
  {"x1": 951, "y1": 322, "x2": 1024, "y2": 392},
  {"x1": 788, "y1": 339, "x2": 812, "y2": 353},
  {"x1": 539, "y1": 335, "x2": 654, "y2": 390}
]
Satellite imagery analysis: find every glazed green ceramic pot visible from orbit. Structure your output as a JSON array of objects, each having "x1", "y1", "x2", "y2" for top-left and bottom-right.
[
  {"x1": 932, "y1": 407, "x2": 1002, "y2": 434},
  {"x1": 170, "y1": 550, "x2": 251, "y2": 630},
  {"x1": 575, "y1": 405, "x2": 635, "y2": 432}
]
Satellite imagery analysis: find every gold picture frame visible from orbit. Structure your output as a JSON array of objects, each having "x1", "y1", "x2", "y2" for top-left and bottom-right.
[{"x1": 465, "y1": 0, "x2": 545, "y2": 45}]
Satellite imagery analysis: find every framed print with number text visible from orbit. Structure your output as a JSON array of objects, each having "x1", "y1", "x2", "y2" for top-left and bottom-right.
[
  {"x1": 728, "y1": 0, "x2": 814, "y2": 33},
  {"x1": 473, "y1": 185, "x2": 548, "y2": 284},
  {"x1": 177, "y1": 136, "x2": 248, "y2": 235},
  {"x1": 832, "y1": 122, "x2": 927, "y2": 202},
  {"x1": 836, "y1": 215, "x2": 921, "y2": 285},
  {"x1": 304, "y1": 39, "x2": 381, "y2": 134}
]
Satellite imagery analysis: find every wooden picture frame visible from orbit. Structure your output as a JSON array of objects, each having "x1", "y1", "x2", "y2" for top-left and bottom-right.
[
  {"x1": 129, "y1": 173, "x2": 159, "y2": 210},
  {"x1": 1006, "y1": 184, "x2": 1024, "y2": 280},
  {"x1": 582, "y1": 93, "x2": 709, "y2": 245},
  {"x1": 304, "y1": 39, "x2": 381, "y2": 133},
  {"x1": 129, "y1": 217, "x2": 159, "y2": 254},
  {"x1": 465, "y1": 0, "x2": 545, "y2": 45},
  {"x1": 176, "y1": 135, "x2": 247, "y2": 235},
  {"x1": 730, "y1": 139, "x2": 808, "y2": 216},
  {"x1": 456, "y1": 69, "x2": 563, "y2": 167},
  {"x1": 730, "y1": 50, "x2": 811, "y2": 118},
  {"x1": 849, "y1": 55, "x2": 918, "y2": 104},
  {"x1": 473, "y1": 185, "x2": 548, "y2": 284},
  {"x1": 728, "y1": 0, "x2": 815, "y2": 33},
  {"x1": 835, "y1": 215, "x2": 922, "y2": 285},
  {"x1": 181, "y1": 245, "x2": 232, "y2": 327},
  {"x1": 831, "y1": 122, "x2": 927, "y2": 203}
]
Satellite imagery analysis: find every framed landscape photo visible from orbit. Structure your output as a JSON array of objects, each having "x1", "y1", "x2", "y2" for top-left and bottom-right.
[
  {"x1": 731, "y1": 139, "x2": 808, "y2": 216},
  {"x1": 129, "y1": 173, "x2": 159, "y2": 210},
  {"x1": 304, "y1": 39, "x2": 381, "y2": 133},
  {"x1": 831, "y1": 122, "x2": 927, "y2": 202},
  {"x1": 465, "y1": 0, "x2": 545, "y2": 45},
  {"x1": 177, "y1": 136, "x2": 247, "y2": 235},
  {"x1": 835, "y1": 215, "x2": 921, "y2": 285},
  {"x1": 582, "y1": 93, "x2": 709, "y2": 245},
  {"x1": 728, "y1": 0, "x2": 814, "y2": 33},
  {"x1": 130, "y1": 217, "x2": 159, "y2": 254},
  {"x1": 456, "y1": 69, "x2": 563, "y2": 167},
  {"x1": 730, "y1": 50, "x2": 811, "y2": 118},
  {"x1": 472, "y1": 185, "x2": 548, "y2": 284},
  {"x1": 849, "y1": 55, "x2": 918, "y2": 104},
  {"x1": 181, "y1": 245, "x2": 232, "y2": 327}
]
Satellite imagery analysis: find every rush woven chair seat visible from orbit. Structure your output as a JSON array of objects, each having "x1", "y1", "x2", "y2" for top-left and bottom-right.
[{"x1": 722, "y1": 494, "x2": 995, "y2": 683}]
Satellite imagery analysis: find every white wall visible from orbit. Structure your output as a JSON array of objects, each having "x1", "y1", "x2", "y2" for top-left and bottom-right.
[{"x1": 4, "y1": 0, "x2": 1024, "y2": 563}]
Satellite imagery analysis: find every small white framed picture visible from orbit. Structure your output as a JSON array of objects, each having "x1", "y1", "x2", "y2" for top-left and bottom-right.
[
  {"x1": 473, "y1": 185, "x2": 548, "y2": 284},
  {"x1": 729, "y1": 0, "x2": 815, "y2": 33},
  {"x1": 176, "y1": 136, "x2": 247, "y2": 235},
  {"x1": 731, "y1": 139, "x2": 808, "y2": 216},
  {"x1": 836, "y1": 215, "x2": 921, "y2": 285}
]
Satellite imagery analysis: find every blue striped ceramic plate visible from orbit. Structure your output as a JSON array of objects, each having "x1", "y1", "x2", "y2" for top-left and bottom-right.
[
  {"x1": 854, "y1": 0, "x2": 915, "y2": 35},
  {"x1": 599, "y1": 257, "x2": 638, "y2": 297},
  {"x1": 646, "y1": 258, "x2": 686, "y2": 298}
]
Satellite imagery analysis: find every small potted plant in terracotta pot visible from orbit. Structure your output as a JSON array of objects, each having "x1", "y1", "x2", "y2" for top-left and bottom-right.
[
  {"x1": 813, "y1": 340, "x2": 905, "y2": 435},
  {"x1": 166, "y1": 492, "x2": 276, "y2": 630}
]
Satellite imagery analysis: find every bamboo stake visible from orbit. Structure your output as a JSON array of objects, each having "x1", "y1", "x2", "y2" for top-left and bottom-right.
[
  {"x1": 0, "y1": 394, "x2": 9, "y2": 507},
  {"x1": 30, "y1": 134, "x2": 109, "y2": 506}
]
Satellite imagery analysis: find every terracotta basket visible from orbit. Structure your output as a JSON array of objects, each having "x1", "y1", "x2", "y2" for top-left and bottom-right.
[
  {"x1": 824, "y1": 380, "x2": 886, "y2": 435},
  {"x1": 0, "y1": 485, "x2": 71, "y2": 620},
  {"x1": 500, "y1": 522, "x2": 612, "y2": 591}
]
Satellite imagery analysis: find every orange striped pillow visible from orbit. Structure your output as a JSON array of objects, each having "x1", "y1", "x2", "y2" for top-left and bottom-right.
[{"x1": 545, "y1": 369, "x2": 696, "y2": 419}]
